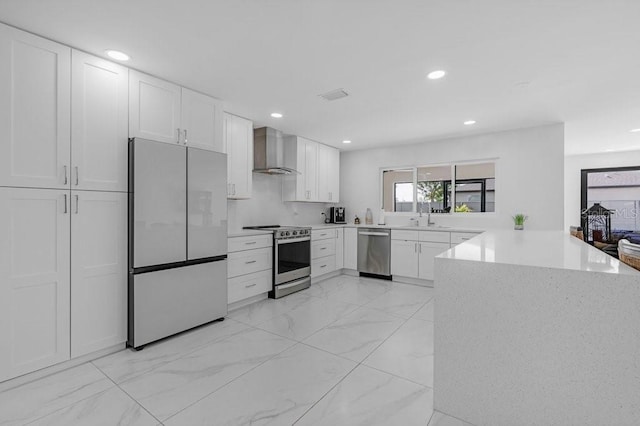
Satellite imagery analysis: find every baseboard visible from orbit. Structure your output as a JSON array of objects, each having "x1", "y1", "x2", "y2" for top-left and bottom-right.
[
  {"x1": 392, "y1": 275, "x2": 434, "y2": 287},
  {"x1": 228, "y1": 292, "x2": 268, "y2": 312},
  {"x1": 342, "y1": 269, "x2": 359, "y2": 277},
  {"x1": 311, "y1": 269, "x2": 342, "y2": 284},
  {"x1": 0, "y1": 343, "x2": 125, "y2": 392}
]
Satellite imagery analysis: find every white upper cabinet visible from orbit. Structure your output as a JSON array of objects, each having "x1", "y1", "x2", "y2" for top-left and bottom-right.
[
  {"x1": 317, "y1": 144, "x2": 340, "y2": 203},
  {"x1": 224, "y1": 113, "x2": 253, "y2": 199},
  {"x1": 181, "y1": 87, "x2": 224, "y2": 152},
  {"x1": 130, "y1": 70, "x2": 224, "y2": 151},
  {"x1": 71, "y1": 51, "x2": 128, "y2": 192},
  {"x1": 71, "y1": 191, "x2": 127, "y2": 358},
  {"x1": 0, "y1": 24, "x2": 71, "y2": 189},
  {"x1": 328, "y1": 147, "x2": 340, "y2": 202},
  {"x1": 0, "y1": 187, "x2": 71, "y2": 382},
  {"x1": 283, "y1": 136, "x2": 339, "y2": 203},
  {"x1": 129, "y1": 70, "x2": 181, "y2": 145}
]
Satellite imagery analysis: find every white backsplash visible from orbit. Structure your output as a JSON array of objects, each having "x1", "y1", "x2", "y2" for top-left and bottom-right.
[{"x1": 227, "y1": 172, "x2": 332, "y2": 232}]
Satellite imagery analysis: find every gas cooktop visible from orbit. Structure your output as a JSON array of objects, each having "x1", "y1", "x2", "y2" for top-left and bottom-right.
[{"x1": 243, "y1": 225, "x2": 311, "y2": 239}]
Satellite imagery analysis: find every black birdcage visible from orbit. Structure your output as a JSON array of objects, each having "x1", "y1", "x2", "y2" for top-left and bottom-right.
[{"x1": 582, "y1": 203, "x2": 613, "y2": 243}]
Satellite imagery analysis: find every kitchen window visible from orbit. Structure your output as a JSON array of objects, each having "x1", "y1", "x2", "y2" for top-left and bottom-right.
[{"x1": 381, "y1": 160, "x2": 497, "y2": 214}]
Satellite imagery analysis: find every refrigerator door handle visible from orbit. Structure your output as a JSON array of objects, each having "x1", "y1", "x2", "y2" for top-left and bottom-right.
[{"x1": 176, "y1": 128, "x2": 181, "y2": 144}]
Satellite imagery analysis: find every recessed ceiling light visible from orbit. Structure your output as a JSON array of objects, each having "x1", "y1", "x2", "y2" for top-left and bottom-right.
[
  {"x1": 427, "y1": 70, "x2": 446, "y2": 80},
  {"x1": 105, "y1": 50, "x2": 130, "y2": 61},
  {"x1": 342, "y1": 140, "x2": 352, "y2": 144},
  {"x1": 464, "y1": 120, "x2": 476, "y2": 125},
  {"x1": 630, "y1": 128, "x2": 640, "y2": 133},
  {"x1": 270, "y1": 112, "x2": 283, "y2": 118}
]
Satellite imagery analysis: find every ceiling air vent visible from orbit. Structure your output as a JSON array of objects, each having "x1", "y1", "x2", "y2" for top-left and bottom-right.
[{"x1": 319, "y1": 88, "x2": 349, "y2": 101}]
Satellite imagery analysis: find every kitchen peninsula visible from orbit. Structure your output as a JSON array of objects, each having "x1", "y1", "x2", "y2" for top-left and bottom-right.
[{"x1": 433, "y1": 230, "x2": 640, "y2": 425}]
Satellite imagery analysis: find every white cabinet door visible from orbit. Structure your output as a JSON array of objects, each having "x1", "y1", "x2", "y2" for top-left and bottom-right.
[
  {"x1": 391, "y1": 240, "x2": 419, "y2": 278},
  {"x1": 71, "y1": 51, "x2": 128, "y2": 192},
  {"x1": 418, "y1": 242, "x2": 450, "y2": 280},
  {"x1": 335, "y1": 228, "x2": 344, "y2": 269},
  {"x1": 0, "y1": 24, "x2": 71, "y2": 189},
  {"x1": 71, "y1": 191, "x2": 127, "y2": 358},
  {"x1": 129, "y1": 70, "x2": 181, "y2": 144},
  {"x1": 316, "y1": 144, "x2": 330, "y2": 202},
  {"x1": 181, "y1": 88, "x2": 224, "y2": 152},
  {"x1": 344, "y1": 227, "x2": 358, "y2": 270},
  {"x1": 328, "y1": 147, "x2": 340, "y2": 203},
  {"x1": 0, "y1": 188, "x2": 70, "y2": 382},
  {"x1": 303, "y1": 138, "x2": 318, "y2": 201},
  {"x1": 225, "y1": 113, "x2": 253, "y2": 199}
]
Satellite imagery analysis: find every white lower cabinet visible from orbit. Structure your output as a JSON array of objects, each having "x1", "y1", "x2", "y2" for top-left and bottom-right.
[
  {"x1": 335, "y1": 228, "x2": 344, "y2": 269},
  {"x1": 228, "y1": 270, "x2": 272, "y2": 305},
  {"x1": 71, "y1": 191, "x2": 127, "y2": 358},
  {"x1": 344, "y1": 227, "x2": 358, "y2": 270},
  {"x1": 418, "y1": 242, "x2": 450, "y2": 280},
  {"x1": 0, "y1": 188, "x2": 71, "y2": 382},
  {"x1": 0, "y1": 188, "x2": 128, "y2": 381},
  {"x1": 312, "y1": 228, "x2": 345, "y2": 278},
  {"x1": 227, "y1": 235, "x2": 273, "y2": 304},
  {"x1": 391, "y1": 230, "x2": 451, "y2": 281},
  {"x1": 391, "y1": 240, "x2": 419, "y2": 278}
]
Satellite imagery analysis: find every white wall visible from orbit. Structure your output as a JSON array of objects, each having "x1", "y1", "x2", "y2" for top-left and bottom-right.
[
  {"x1": 340, "y1": 124, "x2": 565, "y2": 231},
  {"x1": 227, "y1": 172, "x2": 330, "y2": 233},
  {"x1": 564, "y1": 150, "x2": 640, "y2": 229}
]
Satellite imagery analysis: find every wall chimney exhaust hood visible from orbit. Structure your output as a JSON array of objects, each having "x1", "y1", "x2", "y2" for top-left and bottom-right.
[{"x1": 253, "y1": 127, "x2": 299, "y2": 175}]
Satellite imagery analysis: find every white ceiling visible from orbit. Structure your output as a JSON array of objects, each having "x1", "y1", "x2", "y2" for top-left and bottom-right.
[{"x1": 1, "y1": 0, "x2": 639, "y2": 155}]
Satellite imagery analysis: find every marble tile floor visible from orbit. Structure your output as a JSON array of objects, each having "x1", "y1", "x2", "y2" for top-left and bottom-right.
[{"x1": 0, "y1": 275, "x2": 468, "y2": 426}]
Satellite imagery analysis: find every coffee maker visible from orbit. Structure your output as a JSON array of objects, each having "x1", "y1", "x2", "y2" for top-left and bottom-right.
[{"x1": 329, "y1": 207, "x2": 346, "y2": 224}]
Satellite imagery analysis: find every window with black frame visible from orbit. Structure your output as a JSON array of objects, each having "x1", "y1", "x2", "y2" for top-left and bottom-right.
[
  {"x1": 417, "y1": 165, "x2": 452, "y2": 213},
  {"x1": 581, "y1": 166, "x2": 640, "y2": 245},
  {"x1": 454, "y1": 163, "x2": 495, "y2": 213}
]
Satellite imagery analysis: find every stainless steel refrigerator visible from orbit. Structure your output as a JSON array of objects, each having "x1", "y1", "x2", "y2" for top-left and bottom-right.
[{"x1": 128, "y1": 138, "x2": 227, "y2": 349}]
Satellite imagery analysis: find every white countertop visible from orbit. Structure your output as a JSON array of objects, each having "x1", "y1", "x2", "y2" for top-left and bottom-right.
[
  {"x1": 438, "y1": 230, "x2": 639, "y2": 275},
  {"x1": 309, "y1": 223, "x2": 484, "y2": 233},
  {"x1": 227, "y1": 229, "x2": 274, "y2": 238}
]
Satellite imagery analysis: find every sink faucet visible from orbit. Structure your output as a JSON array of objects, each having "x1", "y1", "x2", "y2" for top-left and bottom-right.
[{"x1": 426, "y1": 201, "x2": 435, "y2": 226}]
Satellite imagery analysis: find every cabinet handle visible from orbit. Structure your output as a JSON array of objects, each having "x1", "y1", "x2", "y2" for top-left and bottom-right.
[
  {"x1": 184, "y1": 129, "x2": 188, "y2": 144},
  {"x1": 419, "y1": 244, "x2": 422, "y2": 253},
  {"x1": 245, "y1": 241, "x2": 257, "y2": 245},
  {"x1": 63, "y1": 166, "x2": 68, "y2": 185},
  {"x1": 75, "y1": 166, "x2": 79, "y2": 186},
  {"x1": 245, "y1": 260, "x2": 257, "y2": 264},
  {"x1": 320, "y1": 247, "x2": 327, "y2": 250},
  {"x1": 320, "y1": 233, "x2": 327, "y2": 236},
  {"x1": 415, "y1": 242, "x2": 417, "y2": 253},
  {"x1": 320, "y1": 264, "x2": 327, "y2": 268},
  {"x1": 63, "y1": 194, "x2": 67, "y2": 214},
  {"x1": 245, "y1": 283, "x2": 257, "y2": 288},
  {"x1": 75, "y1": 194, "x2": 79, "y2": 214},
  {"x1": 177, "y1": 128, "x2": 181, "y2": 144}
]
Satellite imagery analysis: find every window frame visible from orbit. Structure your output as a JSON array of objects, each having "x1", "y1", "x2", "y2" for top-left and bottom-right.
[{"x1": 380, "y1": 159, "x2": 498, "y2": 216}]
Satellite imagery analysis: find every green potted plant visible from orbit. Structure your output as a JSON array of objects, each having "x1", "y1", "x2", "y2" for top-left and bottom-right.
[{"x1": 512, "y1": 213, "x2": 528, "y2": 230}]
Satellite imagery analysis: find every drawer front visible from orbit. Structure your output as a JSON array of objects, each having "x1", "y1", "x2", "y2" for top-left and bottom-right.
[
  {"x1": 228, "y1": 269, "x2": 272, "y2": 304},
  {"x1": 312, "y1": 229, "x2": 335, "y2": 241},
  {"x1": 419, "y1": 230, "x2": 451, "y2": 244},
  {"x1": 391, "y1": 230, "x2": 419, "y2": 241},
  {"x1": 228, "y1": 234, "x2": 272, "y2": 253},
  {"x1": 227, "y1": 247, "x2": 272, "y2": 278},
  {"x1": 312, "y1": 239, "x2": 335, "y2": 259},
  {"x1": 311, "y1": 255, "x2": 336, "y2": 278},
  {"x1": 450, "y1": 232, "x2": 481, "y2": 245}
]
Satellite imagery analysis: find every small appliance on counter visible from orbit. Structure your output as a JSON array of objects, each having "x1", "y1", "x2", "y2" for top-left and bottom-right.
[{"x1": 329, "y1": 207, "x2": 346, "y2": 224}]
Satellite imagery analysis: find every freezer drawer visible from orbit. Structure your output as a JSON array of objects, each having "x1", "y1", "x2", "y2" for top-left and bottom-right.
[
  {"x1": 357, "y1": 228, "x2": 391, "y2": 276},
  {"x1": 129, "y1": 260, "x2": 227, "y2": 348}
]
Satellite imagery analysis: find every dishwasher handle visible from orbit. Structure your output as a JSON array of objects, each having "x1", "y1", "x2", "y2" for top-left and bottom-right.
[{"x1": 359, "y1": 231, "x2": 389, "y2": 236}]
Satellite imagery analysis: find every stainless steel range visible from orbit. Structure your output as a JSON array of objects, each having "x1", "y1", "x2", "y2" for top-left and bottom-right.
[{"x1": 243, "y1": 225, "x2": 311, "y2": 298}]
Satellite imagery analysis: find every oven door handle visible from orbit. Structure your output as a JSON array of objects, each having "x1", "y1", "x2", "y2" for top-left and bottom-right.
[{"x1": 276, "y1": 236, "x2": 311, "y2": 245}]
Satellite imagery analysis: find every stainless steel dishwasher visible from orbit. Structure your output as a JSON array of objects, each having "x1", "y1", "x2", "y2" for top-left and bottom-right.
[{"x1": 357, "y1": 228, "x2": 391, "y2": 277}]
